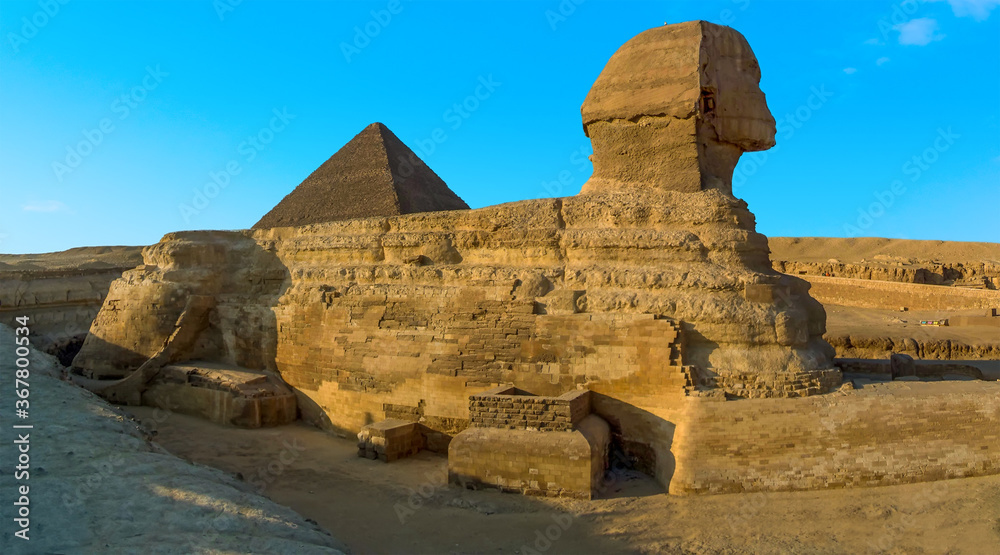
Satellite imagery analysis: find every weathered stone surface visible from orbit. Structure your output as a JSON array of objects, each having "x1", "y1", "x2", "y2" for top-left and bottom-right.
[
  {"x1": 0, "y1": 324, "x2": 344, "y2": 554},
  {"x1": 580, "y1": 20, "x2": 776, "y2": 196},
  {"x1": 143, "y1": 362, "x2": 298, "y2": 428},
  {"x1": 253, "y1": 122, "x2": 469, "y2": 229}
]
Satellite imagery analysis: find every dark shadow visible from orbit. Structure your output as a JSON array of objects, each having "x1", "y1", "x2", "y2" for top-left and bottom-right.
[{"x1": 589, "y1": 392, "x2": 675, "y2": 497}]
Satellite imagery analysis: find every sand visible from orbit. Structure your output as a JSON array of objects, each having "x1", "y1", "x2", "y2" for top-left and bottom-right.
[
  {"x1": 0, "y1": 324, "x2": 345, "y2": 554},
  {"x1": 826, "y1": 305, "x2": 1000, "y2": 346},
  {"x1": 125, "y1": 405, "x2": 1000, "y2": 554},
  {"x1": 769, "y1": 237, "x2": 1000, "y2": 265},
  {"x1": 0, "y1": 245, "x2": 143, "y2": 271}
]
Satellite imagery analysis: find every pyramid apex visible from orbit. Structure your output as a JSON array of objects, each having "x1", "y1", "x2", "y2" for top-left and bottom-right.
[{"x1": 252, "y1": 123, "x2": 468, "y2": 229}]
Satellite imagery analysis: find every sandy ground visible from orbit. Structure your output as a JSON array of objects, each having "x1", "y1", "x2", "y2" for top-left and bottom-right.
[
  {"x1": 0, "y1": 245, "x2": 143, "y2": 270},
  {"x1": 768, "y1": 237, "x2": 1000, "y2": 265},
  {"x1": 0, "y1": 325, "x2": 345, "y2": 554},
  {"x1": 125, "y1": 406, "x2": 1000, "y2": 555},
  {"x1": 825, "y1": 305, "x2": 1000, "y2": 345}
]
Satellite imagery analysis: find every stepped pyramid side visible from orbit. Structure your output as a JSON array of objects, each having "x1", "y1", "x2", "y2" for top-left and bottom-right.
[{"x1": 253, "y1": 122, "x2": 468, "y2": 229}]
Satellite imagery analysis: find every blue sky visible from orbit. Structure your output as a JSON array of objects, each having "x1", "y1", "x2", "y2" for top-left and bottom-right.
[{"x1": 1, "y1": 0, "x2": 997, "y2": 254}]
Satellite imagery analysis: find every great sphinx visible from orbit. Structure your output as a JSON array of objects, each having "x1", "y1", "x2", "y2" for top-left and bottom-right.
[{"x1": 73, "y1": 21, "x2": 839, "y2": 490}]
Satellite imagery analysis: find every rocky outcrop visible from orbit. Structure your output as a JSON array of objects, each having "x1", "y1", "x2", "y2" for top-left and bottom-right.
[
  {"x1": 253, "y1": 122, "x2": 469, "y2": 229},
  {"x1": 826, "y1": 334, "x2": 1000, "y2": 360},
  {"x1": 0, "y1": 247, "x2": 143, "y2": 364},
  {"x1": 773, "y1": 259, "x2": 1000, "y2": 288},
  {"x1": 0, "y1": 324, "x2": 344, "y2": 554},
  {"x1": 769, "y1": 237, "x2": 1000, "y2": 289}
]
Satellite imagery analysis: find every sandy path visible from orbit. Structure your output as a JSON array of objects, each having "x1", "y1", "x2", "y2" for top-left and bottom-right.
[
  {"x1": 0, "y1": 324, "x2": 345, "y2": 554},
  {"x1": 128, "y1": 406, "x2": 1000, "y2": 554}
]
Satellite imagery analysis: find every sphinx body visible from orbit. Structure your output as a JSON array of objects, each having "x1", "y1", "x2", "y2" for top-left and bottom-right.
[{"x1": 74, "y1": 21, "x2": 839, "y2": 489}]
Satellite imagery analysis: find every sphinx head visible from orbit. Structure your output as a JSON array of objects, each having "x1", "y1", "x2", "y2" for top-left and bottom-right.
[{"x1": 580, "y1": 21, "x2": 776, "y2": 196}]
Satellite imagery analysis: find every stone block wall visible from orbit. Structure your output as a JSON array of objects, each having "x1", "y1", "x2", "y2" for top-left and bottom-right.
[
  {"x1": 707, "y1": 367, "x2": 843, "y2": 399},
  {"x1": 357, "y1": 419, "x2": 425, "y2": 462},
  {"x1": 468, "y1": 386, "x2": 591, "y2": 431}
]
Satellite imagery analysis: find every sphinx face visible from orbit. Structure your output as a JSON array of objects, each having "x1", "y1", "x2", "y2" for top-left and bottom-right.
[{"x1": 698, "y1": 26, "x2": 777, "y2": 152}]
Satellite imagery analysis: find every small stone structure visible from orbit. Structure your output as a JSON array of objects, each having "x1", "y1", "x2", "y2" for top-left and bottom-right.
[
  {"x1": 357, "y1": 419, "x2": 425, "y2": 462},
  {"x1": 449, "y1": 386, "x2": 610, "y2": 499},
  {"x1": 143, "y1": 362, "x2": 298, "y2": 428}
]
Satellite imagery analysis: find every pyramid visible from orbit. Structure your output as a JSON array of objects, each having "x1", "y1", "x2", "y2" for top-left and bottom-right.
[{"x1": 253, "y1": 122, "x2": 469, "y2": 229}]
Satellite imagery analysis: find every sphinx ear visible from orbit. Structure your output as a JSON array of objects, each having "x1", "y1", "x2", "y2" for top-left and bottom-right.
[{"x1": 700, "y1": 89, "x2": 716, "y2": 115}]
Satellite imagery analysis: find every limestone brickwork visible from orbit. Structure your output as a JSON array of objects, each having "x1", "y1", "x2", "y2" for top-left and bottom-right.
[{"x1": 468, "y1": 386, "x2": 590, "y2": 431}]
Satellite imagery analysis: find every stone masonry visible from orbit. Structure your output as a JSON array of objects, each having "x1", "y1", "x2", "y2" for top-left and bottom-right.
[{"x1": 450, "y1": 387, "x2": 610, "y2": 498}]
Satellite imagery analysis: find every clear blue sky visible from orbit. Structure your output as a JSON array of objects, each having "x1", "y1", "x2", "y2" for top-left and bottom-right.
[{"x1": 1, "y1": 0, "x2": 997, "y2": 254}]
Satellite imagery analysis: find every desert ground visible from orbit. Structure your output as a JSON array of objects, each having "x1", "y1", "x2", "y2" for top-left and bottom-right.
[
  {"x1": 0, "y1": 325, "x2": 345, "y2": 554},
  {"x1": 767, "y1": 237, "x2": 1000, "y2": 266},
  {"x1": 125, "y1": 402, "x2": 1000, "y2": 555}
]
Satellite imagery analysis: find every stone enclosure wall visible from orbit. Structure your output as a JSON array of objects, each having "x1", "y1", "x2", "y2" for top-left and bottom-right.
[
  {"x1": 670, "y1": 380, "x2": 1000, "y2": 494},
  {"x1": 802, "y1": 275, "x2": 1000, "y2": 311}
]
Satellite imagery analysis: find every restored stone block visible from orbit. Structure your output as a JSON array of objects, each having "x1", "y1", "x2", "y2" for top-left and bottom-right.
[{"x1": 357, "y1": 418, "x2": 426, "y2": 462}]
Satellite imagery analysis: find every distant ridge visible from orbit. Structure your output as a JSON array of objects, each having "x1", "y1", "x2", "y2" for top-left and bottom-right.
[{"x1": 253, "y1": 122, "x2": 469, "y2": 229}]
